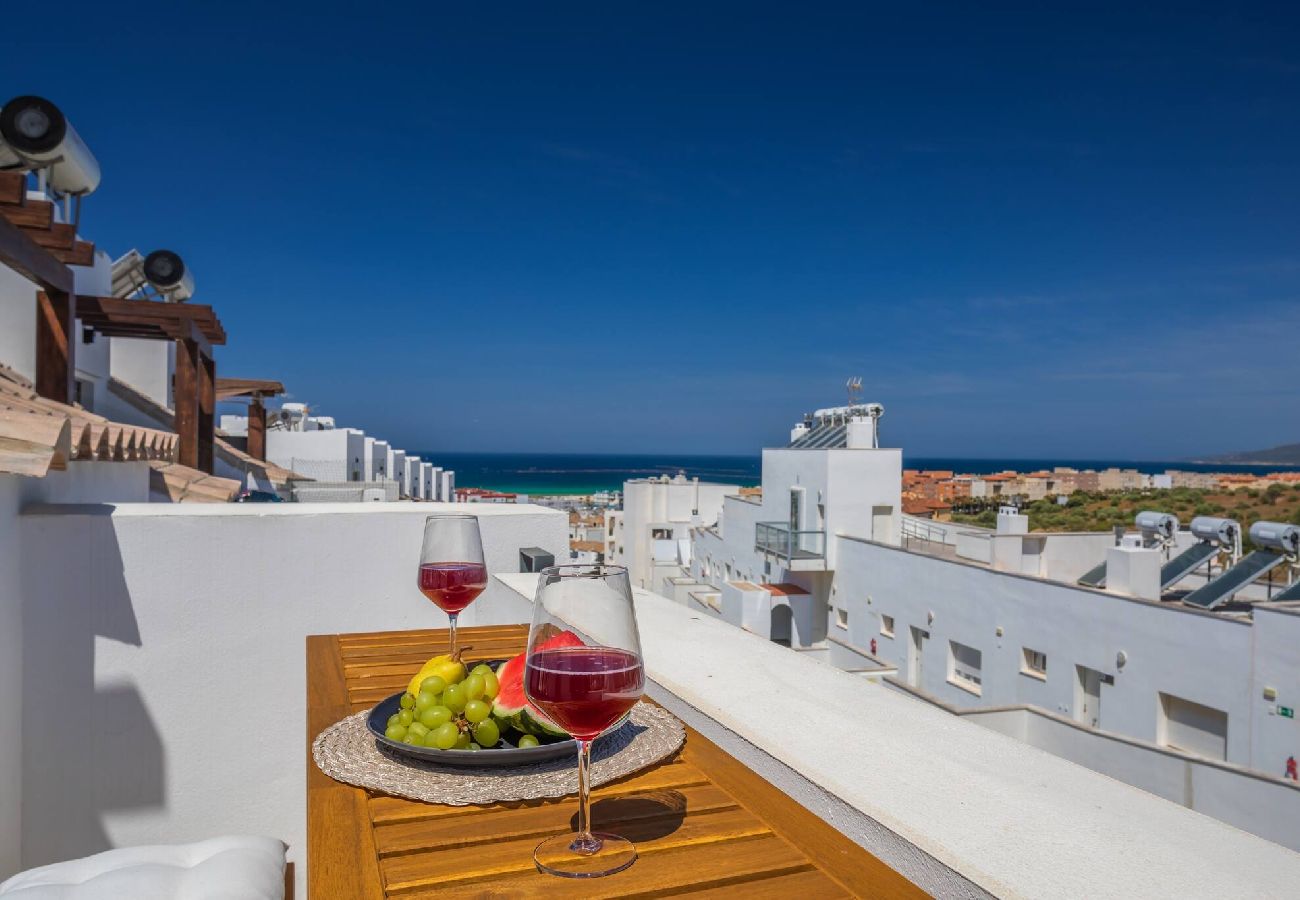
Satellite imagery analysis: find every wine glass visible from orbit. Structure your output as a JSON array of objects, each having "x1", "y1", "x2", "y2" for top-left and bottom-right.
[
  {"x1": 417, "y1": 515, "x2": 487, "y2": 659},
  {"x1": 525, "y1": 564, "x2": 645, "y2": 878}
]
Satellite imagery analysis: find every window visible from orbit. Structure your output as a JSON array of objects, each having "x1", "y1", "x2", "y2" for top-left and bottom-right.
[
  {"x1": 651, "y1": 528, "x2": 672, "y2": 539},
  {"x1": 947, "y1": 641, "x2": 982, "y2": 695},
  {"x1": 1021, "y1": 648, "x2": 1047, "y2": 679},
  {"x1": 836, "y1": 607, "x2": 849, "y2": 630},
  {"x1": 1158, "y1": 693, "x2": 1228, "y2": 760},
  {"x1": 879, "y1": 614, "x2": 894, "y2": 637}
]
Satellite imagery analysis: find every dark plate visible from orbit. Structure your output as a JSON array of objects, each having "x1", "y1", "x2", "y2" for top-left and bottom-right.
[{"x1": 366, "y1": 690, "x2": 576, "y2": 768}]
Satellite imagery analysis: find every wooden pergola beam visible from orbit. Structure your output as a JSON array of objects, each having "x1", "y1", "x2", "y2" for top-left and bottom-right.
[
  {"x1": 0, "y1": 172, "x2": 24, "y2": 206},
  {"x1": 247, "y1": 396, "x2": 266, "y2": 460},
  {"x1": 172, "y1": 332, "x2": 217, "y2": 474},
  {"x1": 198, "y1": 351, "x2": 215, "y2": 473},
  {"x1": 214, "y1": 377, "x2": 285, "y2": 401},
  {"x1": 175, "y1": 338, "x2": 200, "y2": 470},
  {"x1": 76, "y1": 295, "x2": 227, "y2": 345},
  {"x1": 0, "y1": 209, "x2": 73, "y2": 295},
  {"x1": 214, "y1": 378, "x2": 283, "y2": 462},
  {"x1": 35, "y1": 291, "x2": 74, "y2": 404},
  {"x1": 0, "y1": 177, "x2": 89, "y2": 406}
]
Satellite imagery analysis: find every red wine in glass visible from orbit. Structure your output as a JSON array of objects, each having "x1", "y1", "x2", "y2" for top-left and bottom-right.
[
  {"x1": 418, "y1": 515, "x2": 486, "y2": 658},
  {"x1": 525, "y1": 647, "x2": 645, "y2": 740},
  {"x1": 418, "y1": 562, "x2": 488, "y2": 614},
  {"x1": 525, "y1": 564, "x2": 645, "y2": 878}
]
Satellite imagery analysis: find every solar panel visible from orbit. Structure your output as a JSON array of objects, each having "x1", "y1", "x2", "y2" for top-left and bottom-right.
[
  {"x1": 815, "y1": 425, "x2": 847, "y2": 448},
  {"x1": 790, "y1": 426, "x2": 829, "y2": 448},
  {"x1": 1182, "y1": 550, "x2": 1286, "y2": 609},
  {"x1": 1271, "y1": 579, "x2": 1300, "y2": 603},
  {"x1": 790, "y1": 424, "x2": 847, "y2": 449},
  {"x1": 1160, "y1": 541, "x2": 1219, "y2": 590},
  {"x1": 1077, "y1": 561, "x2": 1107, "y2": 588}
]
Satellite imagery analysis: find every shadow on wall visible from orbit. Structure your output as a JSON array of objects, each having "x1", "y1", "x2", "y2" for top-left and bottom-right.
[
  {"x1": 770, "y1": 604, "x2": 793, "y2": 645},
  {"x1": 20, "y1": 507, "x2": 166, "y2": 867}
]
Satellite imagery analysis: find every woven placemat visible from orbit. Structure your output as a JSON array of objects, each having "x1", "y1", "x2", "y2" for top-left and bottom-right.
[{"x1": 313, "y1": 702, "x2": 685, "y2": 806}]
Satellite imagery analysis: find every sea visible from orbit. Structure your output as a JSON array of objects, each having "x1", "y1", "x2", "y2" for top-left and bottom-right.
[{"x1": 414, "y1": 452, "x2": 1300, "y2": 496}]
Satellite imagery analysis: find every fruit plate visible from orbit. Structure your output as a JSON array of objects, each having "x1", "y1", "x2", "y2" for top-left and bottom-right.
[{"x1": 366, "y1": 691, "x2": 578, "y2": 768}]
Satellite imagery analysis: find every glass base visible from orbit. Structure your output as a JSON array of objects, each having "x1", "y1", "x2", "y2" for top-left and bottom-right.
[{"x1": 533, "y1": 831, "x2": 637, "y2": 878}]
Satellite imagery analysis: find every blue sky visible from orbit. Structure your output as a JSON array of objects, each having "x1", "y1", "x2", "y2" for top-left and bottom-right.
[{"x1": 5, "y1": 2, "x2": 1298, "y2": 457}]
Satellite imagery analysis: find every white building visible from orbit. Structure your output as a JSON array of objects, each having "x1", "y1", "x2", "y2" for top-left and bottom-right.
[
  {"x1": 607, "y1": 472, "x2": 741, "y2": 590},
  {"x1": 685, "y1": 400, "x2": 1300, "y2": 846},
  {"x1": 267, "y1": 426, "x2": 366, "y2": 482},
  {"x1": 371, "y1": 440, "x2": 390, "y2": 480}
]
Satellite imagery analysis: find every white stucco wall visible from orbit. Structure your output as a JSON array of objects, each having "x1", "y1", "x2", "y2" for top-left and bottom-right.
[
  {"x1": 0, "y1": 266, "x2": 37, "y2": 384},
  {"x1": 835, "y1": 536, "x2": 1276, "y2": 770},
  {"x1": 759, "y1": 446, "x2": 902, "y2": 563},
  {"x1": 16, "y1": 502, "x2": 567, "y2": 893},
  {"x1": 1251, "y1": 606, "x2": 1300, "y2": 781},
  {"x1": 0, "y1": 478, "x2": 23, "y2": 876},
  {"x1": 30, "y1": 462, "x2": 152, "y2": 504},
  {"x1": 619, "y1": 478, "x2": 738, "y2": 589},
  {"x1": 403, "y1": 457, "x2": 421, "y2": 497},
  {"x1": 0, "y1": 462, "x2": 156, "y2": 878},
  {"x1": 961, "y1": 703, "x2": 1300, "y2": 849},
  {"x1": 370, "y1": 441, "x2": 389, "y2": 480},
  {"x1": 107, "y1": 339, "x2": 173, "y2": 411},
  {"x1": 390, "y1": 450, "x2": 406, "y2": 495},
  {"x1": 361, "y1": 438, "x2": 375, "y2": 482},
  {"x1": 266, "y1": 429, "x2": 366, "y2": 482}
]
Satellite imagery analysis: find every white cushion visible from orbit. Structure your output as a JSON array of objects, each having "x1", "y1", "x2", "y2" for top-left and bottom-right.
[{"x1": 0, "y1": 836, "x2": 286, "y2": 900}]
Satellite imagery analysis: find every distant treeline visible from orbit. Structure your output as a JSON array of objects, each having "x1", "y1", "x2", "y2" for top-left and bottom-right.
[{"x1": 951, "y1": 485, "x2": 1300, "y2": 543}]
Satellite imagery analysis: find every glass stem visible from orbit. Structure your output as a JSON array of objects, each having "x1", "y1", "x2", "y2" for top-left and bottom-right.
[
  {"x1": 572, "y1": 739, "x2": 601, "y2": 854},
  {"x1": 447, "y1": 612, "x2": 459, "y2": 657}
]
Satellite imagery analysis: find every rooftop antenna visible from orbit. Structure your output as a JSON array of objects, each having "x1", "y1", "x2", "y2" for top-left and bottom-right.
[{"x1": 846, "y1": 376, "x2": 863, "y2": 407}]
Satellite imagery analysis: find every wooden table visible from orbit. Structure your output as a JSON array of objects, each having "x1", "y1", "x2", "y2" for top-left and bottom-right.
[{"x1": 308, "y1": 625, "x2": 925, "y2": 898}]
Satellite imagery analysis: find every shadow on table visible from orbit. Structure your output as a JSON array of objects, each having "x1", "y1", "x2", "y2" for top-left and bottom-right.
[{"x1": 574, "y1": 789, "x2": 688, "y2": 842}]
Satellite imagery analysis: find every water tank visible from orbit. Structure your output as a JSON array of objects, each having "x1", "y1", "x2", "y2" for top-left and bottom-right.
[
  {"x1": 1190, "y1": 516, "x2": 1237, "y2": 545},
  {"x1": 143, "y1": 250, "x2": 195, "y2": 301},
  {"x1": 1135, "y1": 511, "x2": 1178, "y2": 541},
  {"x1": 280, "y1": 402, "x2": 308, "y2": 431},
  {"x1": 0, "y1": 95, "x2": 100, "y2": 195},
  {"x1": 1249, "y1": 521, "x2": 1300, "y2": 555}
]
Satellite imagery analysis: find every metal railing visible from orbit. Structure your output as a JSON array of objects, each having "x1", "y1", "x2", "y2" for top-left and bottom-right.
[
  {"x1": 902, "y1": 517, "x2": 949, "y2": 544},
  {"x1": 756, "y1": 522, "x2": 826, "y2": 559}
]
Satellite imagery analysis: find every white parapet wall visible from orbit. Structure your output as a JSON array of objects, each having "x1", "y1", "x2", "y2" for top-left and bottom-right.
[
  {"x1": 953, "y1": 701, "x2": 1300, "y2": 849},
  {"x1": 0, "y1": 479, "x2": 24, "y2": 877},
  {"x1": 14, "y1": 502, "x2": 566, "y2": 893},
  {"x1": 0, "y1": 465, "x2": 161, "y2": 876},
  {"x1": 498, "y1": 574, "x2": 1300, "y2": 900}
]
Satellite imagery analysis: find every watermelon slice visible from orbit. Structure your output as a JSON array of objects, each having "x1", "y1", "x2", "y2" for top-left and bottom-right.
[{"x1": 494, "y1": 629, "x2": 583, "y2": 737}]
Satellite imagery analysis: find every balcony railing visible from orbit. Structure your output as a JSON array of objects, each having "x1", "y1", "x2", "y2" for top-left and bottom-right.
[{"x1": 755, "y1": 521, "x2": 825, "y2": 560}]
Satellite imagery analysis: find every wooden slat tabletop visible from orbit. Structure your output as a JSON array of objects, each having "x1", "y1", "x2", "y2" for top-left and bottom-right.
[{"x1": 308, "y1": 624, "x2": 925, "y2": 898}]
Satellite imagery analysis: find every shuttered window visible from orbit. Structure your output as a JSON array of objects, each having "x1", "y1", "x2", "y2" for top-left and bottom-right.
[{"x1": 948, "y1": 641, "x2": 982, "y2": 695}]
